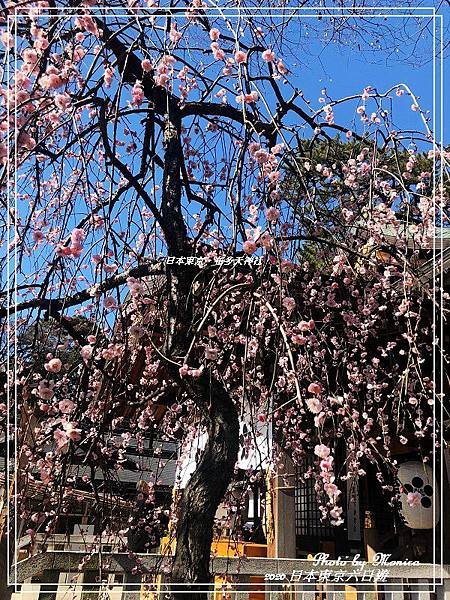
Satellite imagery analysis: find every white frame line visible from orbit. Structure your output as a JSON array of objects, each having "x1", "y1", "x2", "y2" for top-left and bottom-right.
[{"x1": 6, "y1": 5, "x2": 444, "y2": 595}]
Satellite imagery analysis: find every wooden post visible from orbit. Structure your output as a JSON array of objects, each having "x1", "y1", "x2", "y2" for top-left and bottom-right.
[
  {"x1": 267, "y1": 453, "x2": 296, "y2": 559},
  {"x1": 363, "y1": 511, "x2": 378, "y2": 563},
  {"x1": 362, "y1": 511, "x2": 380, "y2": 600}
]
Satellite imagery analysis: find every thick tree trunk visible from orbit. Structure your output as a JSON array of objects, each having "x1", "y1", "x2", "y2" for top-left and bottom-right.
[
  {"x1": 170, "y1": 375, "x2": 240, "y2": 600},
  {"x1": 158, "y1": 102, "x2": 240, "y2": 598}
]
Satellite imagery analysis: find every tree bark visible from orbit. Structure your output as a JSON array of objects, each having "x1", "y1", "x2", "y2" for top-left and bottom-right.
[
  {"x1": 170, "y1": 375, "x2": 240, "y2": 600},
  {"x1": 99, "y1": 24, "x2": 243, "y2": 595}
]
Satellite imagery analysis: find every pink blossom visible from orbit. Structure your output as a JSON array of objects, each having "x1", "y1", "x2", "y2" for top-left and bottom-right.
[
  {"x1": 79, "y1": 15, "x2": 99, "y2": 36},
  {"x1": 69, "y1": 242, "x2": 83, "y2": 258},
  {"x1": 45, "y1": 358, "x2": 62, "y2": 373},
  {"x1": 73, "y1": 45, "x2": 86, "y2": 62},
  {"x1": 308, "y1": 382, "x2": 322, "y2": 395},
  {"x1": 266, "y1": 207, "x2": 280, "y2": 222},
  {"x1": 324, "y1": 482, "x2": 340, "y2": 499},
  {"x1": 18, "y1": 132, "x2": 36, "y2": 150},
  {"x1": 104, "y1": 66, "x2": 114, "y2": 87},
  {"x1": 22, "y1": 47, "x2": 38, "y2": 68},
  {"x1": 282, "y1": 297, "x2": 296, "y2": 312},
  {"x1": 63, "y1": 422, "x2": 82, "y2": 442},
  {"x1": 314, "y1": 412, "x2": 326, "y2": 428},
  {"x1": 314, "y1": 444, "x2": 331, "y2": 459},
  {"x1": 40, "y1": 72, "x2": 63, "y2": 90},
  {"x1": 243, "y1": 240, "x2": 257, "y2": 255},
  {"x1": 306, "y1": 397, "x2": 323, "y2": 414},
  {"x1": 248, "y1": 338, "x2": 259, "y2": 357},
  {"x1": 330, "y1": 506, "x2": 343, "y2": 519},
  {"x1": 179, "y1": 364, "x2": 190, "y2": 377},
  {"x1": 37, "y1": 381, "x2": 54, "y2": 401},
  {"x1": 234, "y1": 51, "x2": 247, "y2": 64},
  {"x1": 1, "y1": 32, "x2": 13, "y2": 48},
  {"x1": 127, "y1": 277, "x2": 144, "y2": 296},
  {"x1": 71, "y1": 228, "x2": 85, "y2": 244},
  {"x1": 141, "y1": 59, "x2": 153, "y2": 72},
  {"x1": 267, "y1": 171, "x2": 280, "y2": 185},
  {"x1": 212, "y1": 46, "x2": 225, "y2": 61},
  {"x1": 32, "y1": 230, "x2": 45, "y2": 243},
  {"x1": 155, "y1": 73, "x2": 170, "y2": 88},
  {"x1": 103, "y1": 263, "x2": 118, "y2": 274},
  {"x1": 320, "y1": 457, "x2": 334, "y2": 471},
  {"x1": 262, "y1": 49, "x2": 276, "y2": 62},
  {"x1": 189, "y1": 367, "x2": 203, "y2": 378},
  {"x1": 103, "y1": 296, "x2": 117, "y2": 310},
  {"x1": 132, "y1": 81, "x2": 145, "y2": 106},
  {"x1": 101, "y1": 346, "x2": 116, "y2": 360},
  {"x1": 59, "y1": 399, "x2": 75, "y2": 414},
  {"x1": 236, "y1": 92, "x2": 258, "y2": 104},
  {"x1": 54, "y1": 428, "x2": 68, "y2": 450},
  {"x1": 80, "y1": 345, "x2": 93, "y2": 360},
  {"x1": 129, "y1": 325, "x2": 144, "y2": 338},
  {"x1": 259, "y1": 232, "x2": 273, "y2": 250},
  {"x1": 54, "y1": 93, "x2": 71, "y2": 111},
  {"x1": 253, "y1": 149, "x2": 270, "y2": 164},
  {"x1": 244, "y1": 91, "x2": 259, "y2": 103},
  {"x1": 276, "y1": 60, "x2": 288, "y2": 75},
  {"x1": 169, "y1": 23, "x2": 182, "y2": 44},
  {"x1": 271, "y1": 144, "x2": 284, "y2": 154},
  {"x1": 209, "y1": 28, "x2": 220, "y2": 41}
]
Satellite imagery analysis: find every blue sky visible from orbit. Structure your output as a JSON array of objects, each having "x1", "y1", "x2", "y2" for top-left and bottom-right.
[{"x1": 281, "y1": 15, "x2": 445, "y2": 145}]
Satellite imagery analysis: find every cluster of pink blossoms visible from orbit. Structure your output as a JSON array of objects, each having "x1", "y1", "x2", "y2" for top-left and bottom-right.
[
  {"x1": 55, "y1": 228, "x2": 85, "y2": 258},
  {"x1": 313, "y1": 445, "x2": 343, "y2": 524}
]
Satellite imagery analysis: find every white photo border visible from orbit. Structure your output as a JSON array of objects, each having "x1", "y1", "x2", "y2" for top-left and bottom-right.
[{"x1": 6, "y1": 4, "x2": 445, "y2": 594}]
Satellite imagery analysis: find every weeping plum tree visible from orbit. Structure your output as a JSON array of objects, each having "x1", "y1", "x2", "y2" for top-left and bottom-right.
[{"x1": 0, "y1": 2, "x2": 448, "y2": 597}]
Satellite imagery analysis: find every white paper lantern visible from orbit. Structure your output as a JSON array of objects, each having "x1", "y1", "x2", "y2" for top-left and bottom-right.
[{"x1": 398, "y1": 461, "x2": 439, "y2": 530}]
